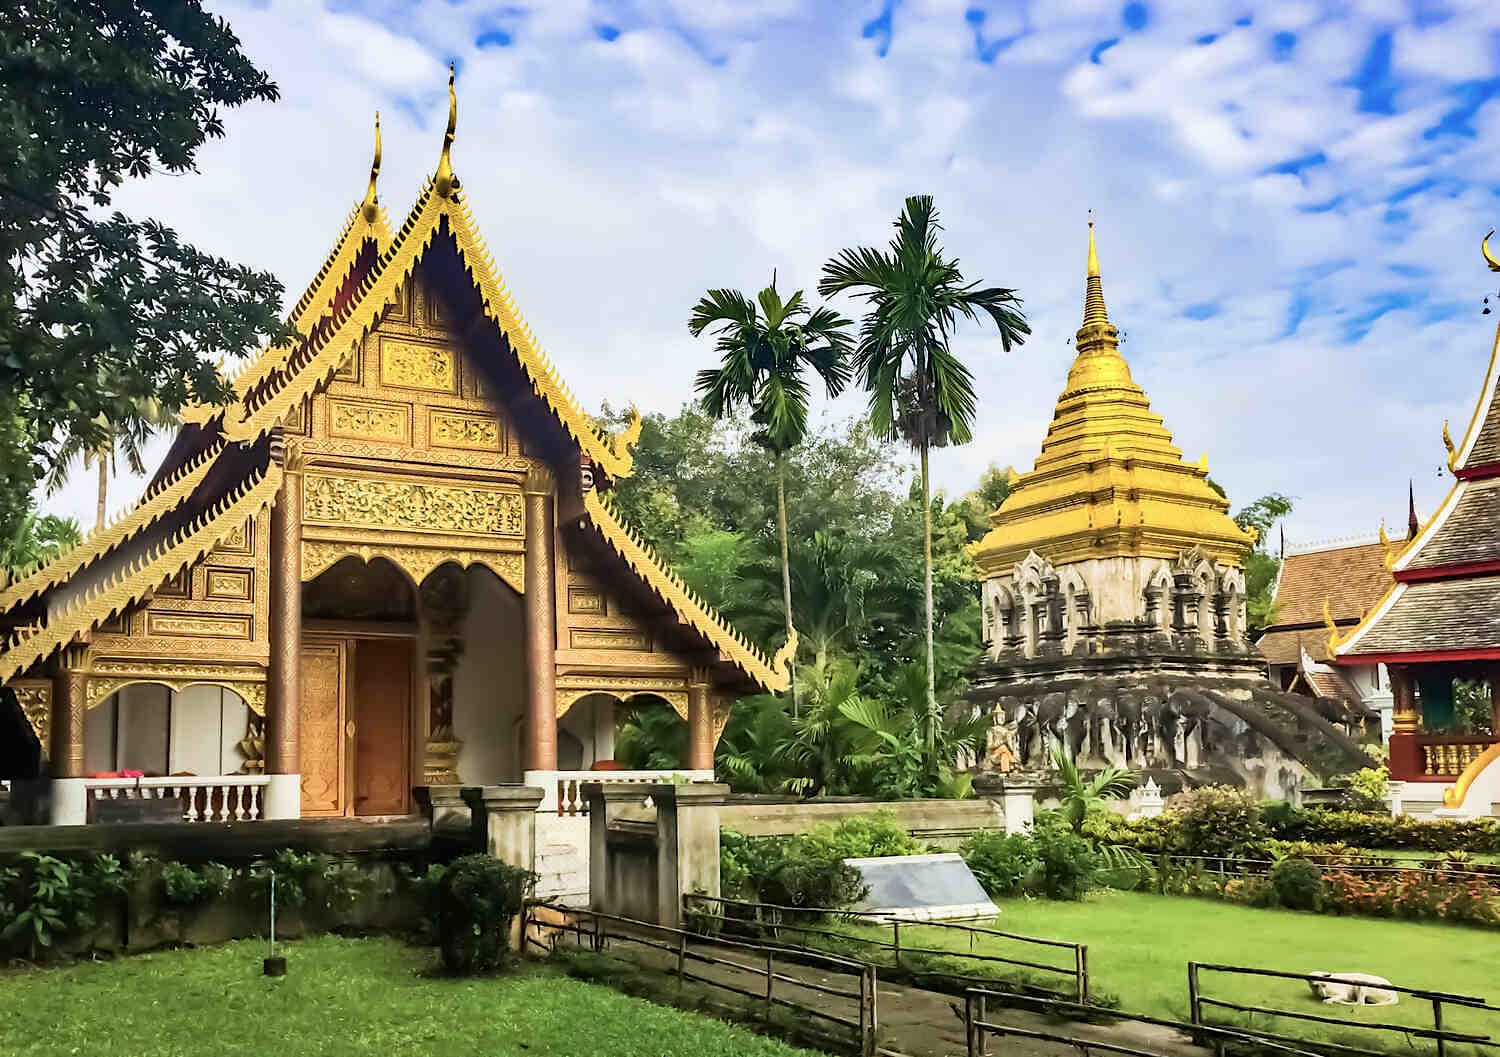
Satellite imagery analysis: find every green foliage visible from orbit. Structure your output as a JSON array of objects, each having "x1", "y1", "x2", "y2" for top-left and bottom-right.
[
  {"x1": 1, "y1": 511, "x2": 81, "y2": 577},
  {"x1": 435, "y1": 854, "x2": 537, "y2": 975},
  {"x1": 718, "y1": 815, "x2": 921, "y2": 912},
  {"x1": 1051, "y1": 746, "x2": 1137, "y2": 832},
  {"x1": 0, "y1": 852, "x2": 132, "y2": 960},
  {"x1": 1030, "y1": 818, "x2": 1103, "y2": 901},
  {"x1": 159, "y1": 861, "x2": 233, "y2": 907},
  {"x1": 0, "y1": 2, "x2": 290, "y2": 539},
  {"x1": 1173, "y1": 785, "x2": 1269, "y2": 858},
  {"x1": 1333, "y1": 765, "x2": 1390, "y2": 813},
  {"x1": 249, "y1": 850, "x2": 366, "y2": 911},
  {"x1": 958, "y1": 830, "x2": 1036, "y2": 896},
  {"x1": 1272, "y1": 807, "x2": 1500, "y2": 853},
  {"x1": 1268, "y1": 857, "x2": 1325, "y2": 911},
  {"x1": 1231, "y1": 492, "x2": 1293, "y2": 632}
]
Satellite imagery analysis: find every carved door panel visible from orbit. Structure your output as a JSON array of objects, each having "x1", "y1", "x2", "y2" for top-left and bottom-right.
[
  {"x1": 299, "y1": 642, "x2": 347, "y2": 817},
  {"x1": 352, "y1": 638, "x2": 412, "y2": 816}
]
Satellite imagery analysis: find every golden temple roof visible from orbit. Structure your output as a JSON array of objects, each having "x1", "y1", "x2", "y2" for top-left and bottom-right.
[{"x1": 971, "y1": 223, "x2": 1255, "y2": 577}]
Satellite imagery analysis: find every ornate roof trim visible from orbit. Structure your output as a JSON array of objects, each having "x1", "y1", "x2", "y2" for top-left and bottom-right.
[
  {"x1": 223, "y1": 179, "x2": 640, "y2": 478},
  {"x1": 1, "y1": 461, "x2": 282, "y2": 686},
  {"x1": 582, "y1": 488, "x2": 786, "y2": 693},
  {"x1": 0, "y1": 439, "x2": 227, "y2": 612},
  {"x1": 1332, "y1": 579, "x2": 1405, "y2": 658},
  {"x1": 1450, "y1": 314, "x2": 1500, "y2": 473},
  {"x1": 181, "y1": 200, "x2": 394, "y2": 427}
]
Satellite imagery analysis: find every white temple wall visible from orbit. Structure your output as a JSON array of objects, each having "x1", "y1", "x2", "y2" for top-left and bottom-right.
[{"x1": 451, "y1": 567, "x2": 527, "y2": 784}]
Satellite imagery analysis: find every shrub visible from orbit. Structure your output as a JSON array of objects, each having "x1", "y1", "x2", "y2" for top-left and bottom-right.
[
  {"x1": 801, "y1": 812, "x2": 924, "y2": 860},
  {"x1": 159, "y1": 861, "x2": 234, "y2": 907},
  {"x1": 1270, "y1": 809, "x2": 1500, "y2": 853},
  {"x1": 1333, "y1": 767, "x2": 1390, "y2": 813},
  {"x1": 1173, "y1": 786, "x2": 1268, "y2": 858},
  {"x1": 0, "y1": 853, "x2": 135, "y2": 961},
  {"x1": 436, "y1": 854, "x2": 537, "y2": 975},
  {"x1": 960, "y1": 831, "x2": 1036, "y2": 897},
  {"x1": 1269, "y1": 857, "x2": 1324, "y2": 911},
  {"x1": 1031, "y1": 819, "x2": 1101, "y2": 901}
]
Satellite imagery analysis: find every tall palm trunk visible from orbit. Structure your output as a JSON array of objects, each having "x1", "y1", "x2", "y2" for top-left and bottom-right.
[
  {"x1": 94, "y1": 440, "x2": 111, "y2": 530},
  {"x1": 920, "y1": 440, "x2": 936, "y2": 766},
  {"x1": 776, "y1": 457, "x2": 799, "y2": 716}
]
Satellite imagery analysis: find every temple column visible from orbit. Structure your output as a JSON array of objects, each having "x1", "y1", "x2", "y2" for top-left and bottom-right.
[
  {"x1": 522, "y1": 465, "x2": 558, "y2": 804},
  {"x1": 49, "y1": 646, "x2": 87, "y2": 825},
  {"x1": 264, "y1": 436, "x2": 303, "y2": 820},
  {"x1": 1387, "y1": 665, "x2": 1422, "y2": 782},
  {"x1": 686, "y1": 672, "x2": 714, "y2": 772}
]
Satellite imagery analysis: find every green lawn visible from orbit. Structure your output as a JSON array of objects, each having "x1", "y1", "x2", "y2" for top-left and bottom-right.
[
  {"x1": 0, "y1": 935, "x2": 819, "y2": 1057},
  {"x1": 837, "y1": 891, "x2": 1496, "y2": 1055}
]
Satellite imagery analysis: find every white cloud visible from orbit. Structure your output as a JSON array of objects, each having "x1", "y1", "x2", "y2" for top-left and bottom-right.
[{"x1": 35, "y1": 0, "x2": 1500, "y2": 549}]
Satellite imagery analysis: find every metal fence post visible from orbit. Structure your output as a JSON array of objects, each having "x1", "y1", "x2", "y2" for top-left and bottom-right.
[
  {"x1": 892, "y1": 919, "x2": 901, "y2": 969},
  {"x1": 1077, "y1": 944, "x2": 1089, "y2": 1005},
  {"x1": 964, "y1": 992, "x2": 976, "y2": 1057},
  {"x1": 1187, "y1": 962, "x2": 1202, "y2": 1042},
  {"x1": 765, "y1": 949, "x2": 775, "y2": 1021},
  {"x1": 1433, "y1": 997, "x2": 1447, "y2": 1057}
]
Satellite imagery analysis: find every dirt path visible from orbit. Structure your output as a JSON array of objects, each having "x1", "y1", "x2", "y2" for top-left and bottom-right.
[{"x1": 566, "y1": 925, "x2": 1207, "y2": 1057}]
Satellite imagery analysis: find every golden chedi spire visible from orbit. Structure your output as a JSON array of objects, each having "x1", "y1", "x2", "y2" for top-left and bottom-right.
[
  {"x1": 434, "y1": 63, "x2": 460, "y2": 199},
  {"x1": 970, "y1": 219, "x2": 1255, "y2": 576},
  {"x1": 361, "y1": 112, "x2": 382, "y2": 223}
]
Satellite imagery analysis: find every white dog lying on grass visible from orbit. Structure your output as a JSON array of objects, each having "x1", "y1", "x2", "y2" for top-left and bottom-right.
[{"x1": 1307, "y1": 972, "x2": 1399, "y2": 1006}]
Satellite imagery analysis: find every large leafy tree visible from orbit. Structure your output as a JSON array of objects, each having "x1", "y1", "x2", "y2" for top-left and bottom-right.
[
  {"x1": 1231, "y1": 491, "x2": 1293, "y2": 634},
  {"x1": 820, "y1": 196, "x2": 1030, "y2": 768},
  {"x1": 0, "y1": 2, "x2": 289, "y2": 541},
  {"x1": 688, "y1": 276, "x2": 853, "y2": 711}
]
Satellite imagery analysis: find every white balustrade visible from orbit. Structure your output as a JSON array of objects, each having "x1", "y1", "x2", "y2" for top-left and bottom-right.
[
  {"x1": 82, "y1": 775, "x2": 270, "y2": 822},
  {"x1": 552, "y1": 769, "x2": 714, "y2": 816}
]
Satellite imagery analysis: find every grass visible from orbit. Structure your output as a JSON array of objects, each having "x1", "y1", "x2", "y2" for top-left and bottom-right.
[
  {"x1": 834, "y1": 891, "x2": 1495, "y2": 1055},
  {"x1": 0, "y1": 935, "x2": 821, "y2": 1057}
]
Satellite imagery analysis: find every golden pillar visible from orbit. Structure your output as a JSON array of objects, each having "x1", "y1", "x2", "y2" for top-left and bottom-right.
[
  {"x1": 1390, "y1": 665, "x2": 1420, "y2": 734},
  {"x1": 523, "y1": 465, "x2": 557, "y2": 772},
  {"x1": 49, "y1": 646, "x2": 87, "y2": 779},
  {"x1": 266, "y1": 438, "x2": 302, "y2": 777},
  {"x1": 686, "y1": 672, "x2": 714, "y2": 771}
]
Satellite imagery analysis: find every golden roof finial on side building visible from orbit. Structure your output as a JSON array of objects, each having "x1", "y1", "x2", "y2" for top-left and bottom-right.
[
  {"x1": 1484, "y1": 228, "x2": 1499, "y2": 272},
  {"x1": 434, "y1": 62, "x2": 459, "y2": 199},
  {"x1": 361, "y1": 113, "x2": 382, "y2": 223}
]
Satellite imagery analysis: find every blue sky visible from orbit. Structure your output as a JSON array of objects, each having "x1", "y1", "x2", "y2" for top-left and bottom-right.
[{"x1": 57, "y1": 0, "x2": 1500, "y2": 546}]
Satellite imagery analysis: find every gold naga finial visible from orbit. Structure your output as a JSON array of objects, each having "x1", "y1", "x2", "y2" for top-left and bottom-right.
[
  {"x1": 1484, "y1": 228, "x2": 1499, "y2": 272},
  {"x1": 434, "y1": 62, "x2": 460, "y2": 199},
  {"x1": 1378, "y1": 519, "x2": 1390, "y2": 548},
  {"x1": 612, "y1": 406, "x2": 643, "y2": 466},
  {"x1": 361, "y1": 112, "x2": 382, "y2": 223},
  {"x1": 772, "y1": 627, "x2": 799, "y2": 685},
  {"x1": 1442, "y1": 418, "x2": 1458, "y2": 472},
  {"x1": 1322, "y1": 597, "x2": 1342, "y2": 656}
]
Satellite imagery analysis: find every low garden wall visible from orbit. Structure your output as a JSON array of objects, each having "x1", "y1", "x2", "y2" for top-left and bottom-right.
[
  {"x1": 0, "y1": 818, "x2": 458, "y2": 962},
  {"x1": 718, "y1": 796, "x2": 1001, "y2": 847}
]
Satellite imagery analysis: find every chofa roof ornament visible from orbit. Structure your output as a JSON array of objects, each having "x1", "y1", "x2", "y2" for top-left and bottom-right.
[
  {"x1": 1484, "y1": 228, "x2": 1499, "y2": 273},
  {"x1": 361, "y1": 113, "x2": 382, "y2": 224},
  {"x1": 434, "y1": 63, "x2": 460, "y2": 199}
]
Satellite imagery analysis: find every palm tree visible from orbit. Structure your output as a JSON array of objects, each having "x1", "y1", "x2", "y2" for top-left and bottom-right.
[
  {"x1": 1, "y1": 512, "x2": 82, "y2": 580},
  {"x1": 47, "y1": 398, "x2": 179, "y2": 528},
  {"x1": 820, "y1": 196, "x2": 1030, "y2": 769},
  {"x1": 689, "y1": 275, "x2": 853, "y2": 713},
  {"x1": 1050, "y1": 744, "x2": 1137, "y2": 833}
]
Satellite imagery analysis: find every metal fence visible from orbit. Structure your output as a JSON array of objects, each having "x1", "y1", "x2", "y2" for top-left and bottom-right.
[
  {"x1": 683, "y1": 892, "x2": 1090, "y2": 1001},
  {"x1": 962, "y1": 985, "x2": 1330, "y2": 1057},
  {"x1": 1188, "y1": 961, "x2": 1499, "y2": 1057},
  {"x1": 525, "y1": 901, "x2": 879, "y2": 1057}
]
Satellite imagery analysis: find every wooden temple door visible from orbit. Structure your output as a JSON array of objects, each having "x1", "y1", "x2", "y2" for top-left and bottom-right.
[
  {"x1": 298, "y1": 641, "x2": 348, "y2": 817},
  {"x1": 351, "y1": 638, "x2": 412, "y2": 816}
]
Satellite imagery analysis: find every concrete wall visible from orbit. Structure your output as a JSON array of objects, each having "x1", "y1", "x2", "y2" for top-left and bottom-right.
[
  {"x1": 718, "y1": 797, "x2": 1003, "y2": 848},
  {"x1": 452, "y1": 567, "x2": 527, "y2": 783}
]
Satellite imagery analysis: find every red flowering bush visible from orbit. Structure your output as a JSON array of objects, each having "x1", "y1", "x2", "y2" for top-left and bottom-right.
[{"x1": 1320, "y1": 868, "x2": 1500, "y2": 927}]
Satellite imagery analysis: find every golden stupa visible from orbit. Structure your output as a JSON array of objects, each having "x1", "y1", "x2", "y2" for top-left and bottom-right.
[{"x1": 971, "y1": 223, "x2": 1254, "y2": 580}]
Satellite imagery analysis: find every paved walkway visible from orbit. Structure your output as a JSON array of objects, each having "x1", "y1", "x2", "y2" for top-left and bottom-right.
[{"x1": 554, "y1": 921, "x2": 1206, "y2": 1057}]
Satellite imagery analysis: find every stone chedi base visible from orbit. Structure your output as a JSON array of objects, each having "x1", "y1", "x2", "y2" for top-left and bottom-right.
[{"x1": 970, "y1": 621, "x2": 1374, "y2": 803}]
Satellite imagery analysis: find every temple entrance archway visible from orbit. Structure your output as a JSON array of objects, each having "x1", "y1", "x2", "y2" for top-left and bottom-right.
[{"x1": 299, "y1": 557, "x2": 419, "y2": 817}]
